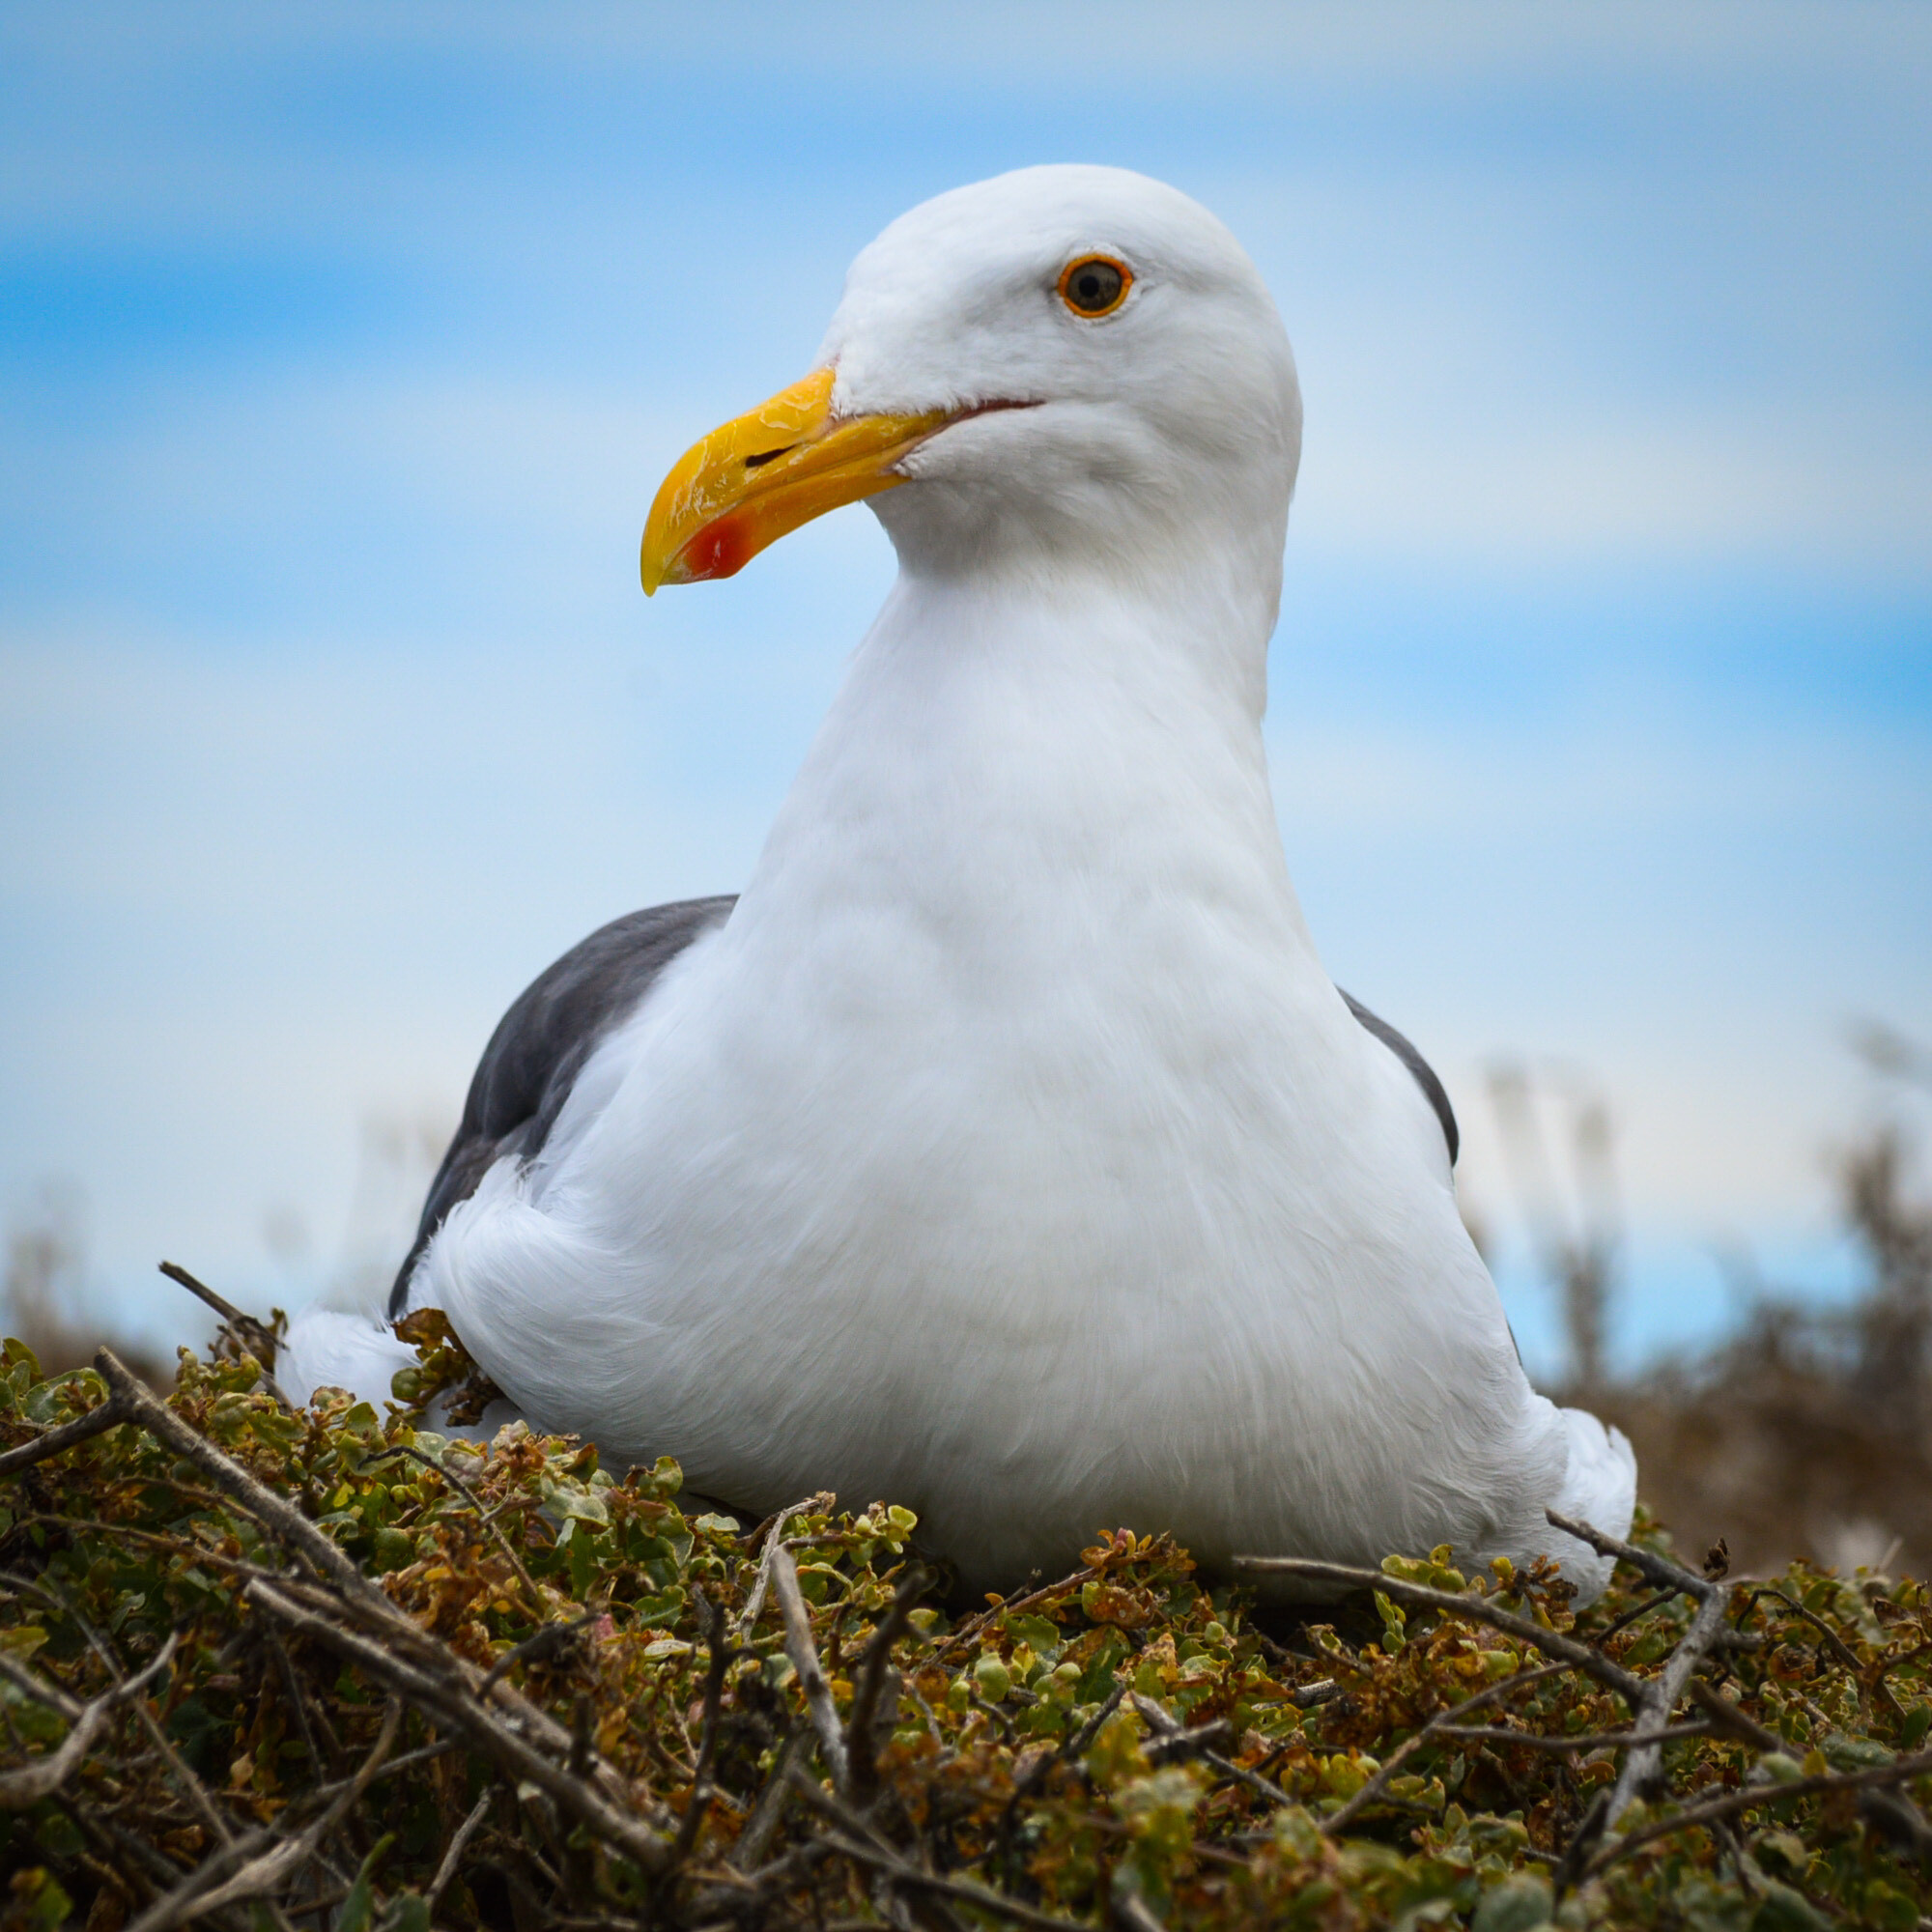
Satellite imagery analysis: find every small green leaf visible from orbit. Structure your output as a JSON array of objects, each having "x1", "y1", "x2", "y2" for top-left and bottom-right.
[
  {"x1": 1471, "y1": 1873, "x2": 1553, "y2": 1932},
  {"x1": 1750, "y1": 1879, "x2": 1834, "y2": 1932},
  {"x1": 5, "y1": 1869, "x2": 71, "y2": 1932},
  {"x1": 974, "y1": 1655, "x2": 1011, "y2": 1702},
  {"x1": 1820, "y1": 1729, "x2": 1892, "y2": 1770},
  {"x1": 380, "y1": 1893, "x2": 431, "y2": 1932},
  {"x1": 1861, "y1": 1879, "x2": 1919, "y2": 1932},
  {"x1": 370, "y1": 1527, "x2": 414, "y2": 1575},
  {"x1": 335, "y1": 1832, "x2": 396, "y2": 1932},
  {"x1": 1008, "y1": 1614, "x2": 1064, "y2": 1660},
  {"x1": 1373, "y1": 1589, "x2": 1407, "y2": 1650}
]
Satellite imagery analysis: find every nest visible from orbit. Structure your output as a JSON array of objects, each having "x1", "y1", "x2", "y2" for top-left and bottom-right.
[{"x1": 4, "y1": 1309, "x2": 1932, "y2": 1931}]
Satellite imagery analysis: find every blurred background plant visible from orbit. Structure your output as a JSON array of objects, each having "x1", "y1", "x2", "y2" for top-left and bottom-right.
[
  {"x1": 0, "y1": 1180, "x2": 168, "y2": 1387},
  {"x1": 1469, "y1": 1023, "x2": 1932, "y2": 1576},
  {"x1": 0, "y1": 1110, "x2": 444, "y2": 1391}
]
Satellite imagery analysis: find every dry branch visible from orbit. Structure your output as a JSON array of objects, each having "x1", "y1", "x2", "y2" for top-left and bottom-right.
[
  {"x1": 11, "y1": 1318, "x2": 1932, "y2": 1929},
  {"x1": 0, "y1": 1392, "x2": 133, "y2": 1479},
  {"x1": 243, "y1": 1577, "x2": 673, "y2": 1875},
  {"x1": 768, "y1": 1541, "x2": 850, "y2": 1788},
  {"x1": 1233, "y1": 1551, "x2": 1647, "y2": 1701},
  {"x1": 0, "y1": 1634, "x2": 177, "y2": 1808},
  {"x1": 157, "y1": 1260, "x2": 297, "y2": 1411}
]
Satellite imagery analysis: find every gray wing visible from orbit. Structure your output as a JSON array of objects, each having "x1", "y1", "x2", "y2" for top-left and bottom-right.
[
  {"x1": 388, "y1": 895, "x2": 736, "y2": 1316},
  {"x1": 1338, "y1": 989, "x2": 1460, "y2": 1166}
]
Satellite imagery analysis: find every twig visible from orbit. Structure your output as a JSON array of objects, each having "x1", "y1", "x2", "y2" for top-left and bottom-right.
[
  {"x1": 1585, "y1": 1744, "x2": 1932, "y2": 1877},
  {"x1": 369, "y1": 1441, "x2": 547, "y2": 1614},
  {"x1": 727, "y1": 1730, "x2": 808, "y2": 1872},
  {"x1": 122, "y1": 1699, "x2": 400, "y2": 1932},
  {"x1": 670, "y1": 1589, "x2": 730, "y2": 1864},
  {"x1": 1202, "y1": 1749, "x2": 1296, "y2": 1810},
  {"x1": 0, "y1": 1566, "x2": 247, "y2": 1860},
  {"x1": 994, "y1": 1678, "x2": 1133, "y2": 1874},
  {"x1": 159, "y1": 1261, "x2": 297, "y2": 1411},
  {"x1": 270, "y1": 1569, "x2": 662, "y2": 1822},
  {"x1": 1060, "y1": 1683, "x2": 1128, "y2": 1765},
  {"x1": 902, "y1": 1677, "x2": 949, "y2": 1753},
  {"x1": 931, "y1": 1565, "x2": 1091, "y2": 1661},
  {"x1": 0, "y1": 1388, "x2": 135, "y2": 1479},
  {"x1": 735, "y1": 1493, "x2": 836, "y2": 1639},
  {"x1": 427, "y1": 1788, "x2": 495, "y2": 1912},
  {"x1": 264, "y1": 1624, "x2": 332, "y2": 1775},
  {"x1": 1690, "y1": 1682, "x2": 1784, "y2": 1752},
  {"x1": 1605, "y1": 1577, "x2": 1730, "y2": 1823},
  {"x1": 1543, "y1": 1510, "x2": 1707, "y2": 1599},
  {"x1": 1765, "y1": 1587, "x2": 1871, "y2": 1686},
  {"x1": 1592, "y1": 1588, "x2": 1683, "y2": 1643},
  {"x1": 968, "y1": 1689, "x2": 1018, "y2": 1745},
  {"x1": 243, "y1": 1577, "x2": 671, "y2": 1876},
  {"x1": 1435, "y1": 1721, "x2": 1716, "y2": 1751},
  {"x1": 842, "y1": 1563, "x2": 927, "y2": 1802},
  {"x1": 785, "y1": 1766, "x2": 1090, "y2": 1931},
  {"x1": 83, "y1": 1352, "x2": 605, "y2": 1800},
  {"x1": 1547, "y1": 1510, "x2": 1734, "y2": 1839},
  {"x1": 1549, "y1": 1787, "x2": 1614, "y2": 1896},
  {"x1": 1321, "y1": 1658, "x2": 1577, "y2": 1836},
  {"x1": 477, "y1": 1607, "x2": 606, "y2": 1693},
  {"x1": 1123, "y1": 1690, "x2": 1295, "y2": 1807},
  {"x1": 1233, "y1": 1553, "x2": 1646, "y2": 1705},
  {"x1": 1115, "y1": 1896, "x2": 1167, "y2": 1932},
  {"x1": 354, "y1": 1736, "x2": 462, "y2": 1785},
  {"x1": 127, "y1": 1671, "x2": 240, "y2": 1852},
  {"x1": 94, "y1": 1350, "x2": 389, "y2": 1612},
  {"x1": 1126, "y1": 1692, "x2": 1232, "y2": 1765},
  {"x1": 0, "y1": 1634, "x2": 179, "y2": 1808},
  {"x1": 0, "y1": 1650, "x2": 81, "y2": 1720},
  {"x1": 1870, "y1": 1638, "x2": 1932, "y2": 1716},
  {"x1": 767, "y1": 1543, "x2": 849, "y2": 1786}
]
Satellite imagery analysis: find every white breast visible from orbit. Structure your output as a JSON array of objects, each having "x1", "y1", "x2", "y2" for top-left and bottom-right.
[{"x1": 415, "y1": 571, "x2": 1601, "y2": 1595}]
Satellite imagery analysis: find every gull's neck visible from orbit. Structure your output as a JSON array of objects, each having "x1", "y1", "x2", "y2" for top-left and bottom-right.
[{"x1": 731, "y1": 544, "x2": 1312, "y2": 969}]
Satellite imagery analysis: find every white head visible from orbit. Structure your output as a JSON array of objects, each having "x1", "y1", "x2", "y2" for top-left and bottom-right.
[
  {"x1": 641, "y1": 165, "x2": 1300, "y2": 622},
  {"x1": 826, "y1": 166, "x2": 1301, "y2": 590}
]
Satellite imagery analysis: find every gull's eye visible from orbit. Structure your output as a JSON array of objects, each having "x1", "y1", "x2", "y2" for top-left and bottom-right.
[{"x1": 1058, "y1": 255, "x2": 1131, "y2": 318}]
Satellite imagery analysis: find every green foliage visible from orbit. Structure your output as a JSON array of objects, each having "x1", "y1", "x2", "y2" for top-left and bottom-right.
[{"x1": 3, "y1": 1328, "x2": 1932, "y2": 1929}]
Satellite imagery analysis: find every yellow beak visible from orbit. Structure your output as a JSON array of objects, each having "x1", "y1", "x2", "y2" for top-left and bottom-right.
[{"x1": 639, "y1": 368, "x2": 953, "y2": 593}]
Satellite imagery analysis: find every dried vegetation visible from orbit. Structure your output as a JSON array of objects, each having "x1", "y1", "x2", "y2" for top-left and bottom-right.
[
  {"x1": 1607, "y1": 1125, "x2": 1932, "y2": 1579},
  {"x1": 7, "y1": 1297, "x2": 1932, "y2": 1931}
]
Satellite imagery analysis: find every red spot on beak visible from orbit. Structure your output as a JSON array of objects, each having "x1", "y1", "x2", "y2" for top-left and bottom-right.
[{"x1": 679, "y1": 511, "x2": 757, "y2": 583}]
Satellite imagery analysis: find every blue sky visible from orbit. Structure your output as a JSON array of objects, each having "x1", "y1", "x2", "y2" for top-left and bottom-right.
[{"x1": 2, "y1": 2, "x2": 1928, "y2": 1378}]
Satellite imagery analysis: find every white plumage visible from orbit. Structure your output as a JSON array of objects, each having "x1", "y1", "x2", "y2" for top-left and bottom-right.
[{"x1": 284, "y1": 165, "x2": 1634, "y2": 1600}]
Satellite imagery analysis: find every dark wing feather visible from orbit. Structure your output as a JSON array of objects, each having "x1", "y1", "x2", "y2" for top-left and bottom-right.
[
  {"x1": 388, "y1": 895, "x2": 736, "y2": 1315},
  {"x1": 1338, "y1": 989, "x2": 1460, "y2": 1166}
]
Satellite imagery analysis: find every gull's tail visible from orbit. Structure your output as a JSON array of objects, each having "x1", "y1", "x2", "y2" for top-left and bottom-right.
[
  {"x1": 280, "y1": 1307, "x2": 417, "y2": 1409},
  {"x1": 1545, "y1": 1406, "x2": 1638, "y2": 1604},
  {"x1": 280, "y1": 1304, "x2": 526, "y2": 1445}
]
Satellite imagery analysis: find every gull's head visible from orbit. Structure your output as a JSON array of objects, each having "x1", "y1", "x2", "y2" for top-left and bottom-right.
[{"x1": 641, "y1": 165, "x2": 1301, "y2": 603}]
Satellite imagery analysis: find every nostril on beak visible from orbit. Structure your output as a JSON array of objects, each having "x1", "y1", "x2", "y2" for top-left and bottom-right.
[{"x1": 743, "y1": 444, "x2": 795, "y2": 470}]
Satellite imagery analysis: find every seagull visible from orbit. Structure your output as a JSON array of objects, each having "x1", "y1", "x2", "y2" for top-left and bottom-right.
[{"x1": 285, "y1": 164, "x2": 1635, "y2": 1600}]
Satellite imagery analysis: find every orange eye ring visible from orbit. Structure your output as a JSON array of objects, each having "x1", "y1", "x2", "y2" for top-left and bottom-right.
[{"x1": 1057, "y1": 254, "x2": 1133, "y2": 318}]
